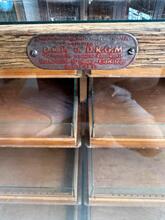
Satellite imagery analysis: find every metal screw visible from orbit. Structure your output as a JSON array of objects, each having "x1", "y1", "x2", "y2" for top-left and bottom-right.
[
  {"x1": 30, "y1": 49, "x2": 38, "y2": 57},
  {"x1": 127, "y1": 48, "x2": 135, "y2": 55}
]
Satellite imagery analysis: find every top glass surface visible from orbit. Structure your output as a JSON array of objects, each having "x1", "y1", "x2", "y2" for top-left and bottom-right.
[{"x1": 0, "y1": 0, "x2": 165, "y2": 23}]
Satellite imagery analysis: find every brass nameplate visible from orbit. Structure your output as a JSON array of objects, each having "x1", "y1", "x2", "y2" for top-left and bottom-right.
[{"x1": 27, "y1": 34, "x2": 138, "y2": 70}]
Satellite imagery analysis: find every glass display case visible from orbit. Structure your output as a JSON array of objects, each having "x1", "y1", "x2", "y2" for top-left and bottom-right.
[{"x1": 0, "y1": 0, "x2": 165, "y2": 219}]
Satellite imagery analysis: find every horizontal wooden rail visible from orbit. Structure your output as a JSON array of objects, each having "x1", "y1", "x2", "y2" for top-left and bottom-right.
[
  {"x1": 0, "y1": 22, "x2": 165, "y2": 77},
  {"x1": 90, "y1": 137, "x2": 165, "y2": 148}
]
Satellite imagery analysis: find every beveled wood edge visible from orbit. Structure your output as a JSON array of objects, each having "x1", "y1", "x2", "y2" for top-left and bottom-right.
[
  {"x1": 0, "y1": 69, "x2": 81, "y2": 78},
  {"x1": 89, "y1": 197, "x2": 165, "y2": 206},
  {"x1": 90, "y1": 137, "x2": 165, "y2": 148},
  {"x1": 88, "y1": 67, "x2": 165, "y2": 77},
  {"x1": 0, "y1": 194, "x2": 77, "y2": 205},
  {"x1": 0, "y1": 137, "x2": 77, "y2": 148}
]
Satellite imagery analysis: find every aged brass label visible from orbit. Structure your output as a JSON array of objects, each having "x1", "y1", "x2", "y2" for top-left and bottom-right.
[{"x1": 27, "y1": 34, "x2": 138, "y2": 70}]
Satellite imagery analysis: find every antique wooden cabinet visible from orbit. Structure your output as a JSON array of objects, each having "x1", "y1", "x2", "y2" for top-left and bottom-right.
[{"x1": 0, "y1": 0, "x2": 165, "y2": 219}]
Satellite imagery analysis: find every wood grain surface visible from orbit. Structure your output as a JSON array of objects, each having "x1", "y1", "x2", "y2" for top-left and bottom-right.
[{"x1": 0, "y1": 22, "x2": 165, "y2": 77}]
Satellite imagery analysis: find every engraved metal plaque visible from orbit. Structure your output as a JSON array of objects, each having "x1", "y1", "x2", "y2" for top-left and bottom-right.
[{"x1": 27, "y1": 34, "x2": 138, "y2": 70}]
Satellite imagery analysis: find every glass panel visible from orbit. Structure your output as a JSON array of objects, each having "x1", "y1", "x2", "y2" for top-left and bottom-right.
[
  {"x1": 90, "y1": 206, "x2": 165, "y2": 220},
  {"x1": 89, "y1": 148, "x2": 165, "y2": 198},
  {"x1": 38, "y1": 0, "x2": 80, "y2": 21},
  {"x1": 0, "y1": 204, "x2": 78, "y2": 220},
  {"x1": 0, "y1": 148, "x2": 78, "y2": 199},
  {"x1": 92, "y1": 78, "x2": 165, "y2": 140},
  {"x1": 0, "y1": 78, "x2": 74, "y2": 139},
  {"x1": 0, "y1": 0, "x2": 165, "y2": 23},
  {"x1": 88, "y1": 0, "x2": 128, "y2": 20}
]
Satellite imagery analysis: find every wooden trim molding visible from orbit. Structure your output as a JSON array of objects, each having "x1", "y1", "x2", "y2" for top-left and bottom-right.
[
  {"x1": 90, "y1": 137, "x2": 165, "y2": 148},
  {"x1": 0, "y1": 22, "x2": 165, "y2": 77}
]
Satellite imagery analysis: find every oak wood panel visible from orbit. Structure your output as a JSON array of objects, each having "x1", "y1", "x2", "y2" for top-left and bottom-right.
[
  {"x1": 90, "y1": 137, "x2": 165, "y2": 148},
  {"x1": 0, "y1": 22, "x2": 165, "y2": 77}
]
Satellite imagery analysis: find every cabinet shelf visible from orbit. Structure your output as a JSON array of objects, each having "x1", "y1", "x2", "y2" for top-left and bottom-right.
[
  {"x1": 88, "y1": 148, "x2": 165, "y2": 205},
  {"x1": 89, "y1": 78, "x2": 165, "y2": 148},
  {"x1": 0, "y1": 78, "x2": 79, "y2": 148}
]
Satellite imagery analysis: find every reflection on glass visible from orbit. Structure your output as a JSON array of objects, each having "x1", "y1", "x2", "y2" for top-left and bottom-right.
[
  {"x1": 0, "y1": 79, "x2": 73, "y2": 138},
  {"x1": 128, "y1": 0, "x2": 156, "y2": 19},
  {"x1": 0, "y1": 204, "x2": 77, "y2": 220},
  {"x1": 37, "y1": 0, "x2": 81, "y2": 21},
  {"x1": 0, "y1": 0, "x2": 165, "y2": 22},
  {"x1": 90, "y1": 206, "x2": 165, "y2": 220},
  {"x1": 0, "y1": 0, "x2": 16, "y2": 22},
  {"x1": 0, "y1": 148, "x2": 76, "y2": 197},
  {"x1": 93, "y1": 78, "x2": 165, "y2": 140},
  {"x1": 88, "y1": 0, "x2": 128, "y2": 20},
  {"x1": 89, "y1": 148, "x2": 165, "y2": 198},
  {"x1": 163, "y1": 6, "x2": 165, "y2": 18},
  {"x1": 88, "y1": 0, "x2": 165, "y2": 20}
]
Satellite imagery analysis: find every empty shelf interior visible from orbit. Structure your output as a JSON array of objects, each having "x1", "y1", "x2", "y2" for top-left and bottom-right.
[
  {"x1": 0, "y1": 78, "x2": 77, "y2": 141},
  {"x1": 0, "y1": 204, "x2": 77, "y2": 220},
  {"x1": 92, "y1": 78, "x2": 165, "y2": 140},
  {"x1": 0, "y1": 148, "x2": 78, "y2": 202},
  {"x1": 88, "y1": 148, "x2": 165, "y2": 201}
]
